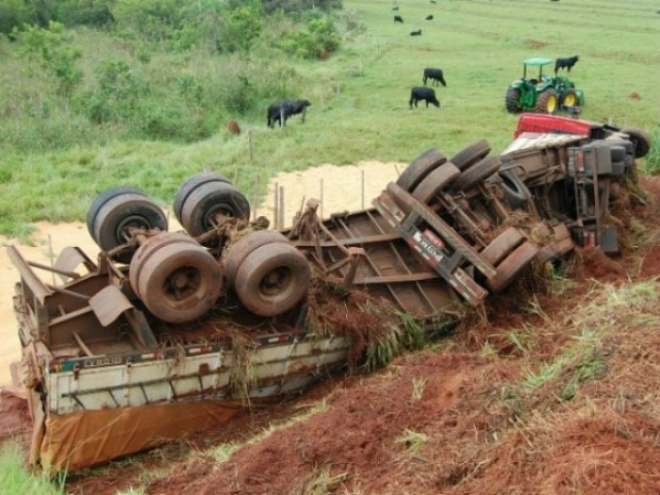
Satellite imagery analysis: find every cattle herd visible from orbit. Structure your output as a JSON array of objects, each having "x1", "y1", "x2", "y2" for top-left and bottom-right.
[{"x1": 263, "y1": 3, "x2": 578, "y2": 128}]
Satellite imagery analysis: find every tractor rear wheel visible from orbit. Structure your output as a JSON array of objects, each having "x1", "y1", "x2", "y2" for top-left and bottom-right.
[
  {"x1": 534, "y1": 89, "x2": 558, "y2": 114},
  {"x1": 561, "y1": 88, "x2": 579, "y2": 108},
  {"x1": 505, "y1": 88, "x2": 522, "y2": 113}
]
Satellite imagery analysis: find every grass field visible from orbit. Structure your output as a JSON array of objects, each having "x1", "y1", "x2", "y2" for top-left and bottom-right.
[{"x1": 0, "y1": 0, "x2": 658, "y2": 238}]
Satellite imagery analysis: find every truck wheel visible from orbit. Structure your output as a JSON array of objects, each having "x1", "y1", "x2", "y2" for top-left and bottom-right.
[
  {"x1": 396, "y1": 148, "x2": 447, "y2": 192},
  {"x1": 90, "y1": 190, "x2": 168, "y2": 264},
  {"x1": 411, "y1": 162, "x2": 461, "y2": 203},
  {"x1": 534, "y1": 89, "x2": 558, "y2": 114},
  {"x1": 486, "y1": 241, "x2": 539, "y2": 293},
  {"x1": 180, "y1": 181, "x2": 250, "y2": 241},
  {"x1": 561, "y1": 88, "x2": 579, "y2": 108},
  {"x1": 505, "y1": 88, "x2": 522, "y2": 113},
  {"x1": 87, "y1": 186, "x2": 144, "y2": 240},
  {"x1": 481, "y1": 227, "x2": 525, "y2": 267},
  {"x1": 234, "y1": 243, "x2": 311, "y2": 317},
  {"x1": 449, "y1": 139, "x2": 491, "y2": 171},
  {"x1": 223, "y1": 230, "x2": 290, "y2": 287},
  {"x1": 130, "y1": 233, "x2": 222, "y2": 324},
  {"x1": 173, "y1": 172, "x2": 231, "y2": 224},
  {"x1": 499, "y1": 170, "x2": 531, "y2": 210},
  {"x1": 452, "y1": 155, "x2": 502, "y2": 192},
  {"x1": 621, "y1": 127, "x2": 651, "y2": 158}
]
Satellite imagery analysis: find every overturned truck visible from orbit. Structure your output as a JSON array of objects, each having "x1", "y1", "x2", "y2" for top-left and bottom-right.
[{"x1": 7, "y1": 115, "x2": 651, "y2": 471}]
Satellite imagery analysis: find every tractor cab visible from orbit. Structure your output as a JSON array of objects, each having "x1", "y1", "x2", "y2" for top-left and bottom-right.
[{"x1": 521, "y1": 57, "x2": 554, "y2": 87}]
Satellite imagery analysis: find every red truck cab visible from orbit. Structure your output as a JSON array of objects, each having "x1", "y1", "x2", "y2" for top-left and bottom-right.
[{"x1": 514, "y1": 113, "x2": 651, "y2": 158}]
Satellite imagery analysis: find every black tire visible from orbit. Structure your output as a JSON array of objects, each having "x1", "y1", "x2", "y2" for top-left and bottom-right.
[
  {"x1": 180, "y1": 181, "x2": 250, "y2": 239},
  {"x1": 452, "y1": 155, "x2": 502, "y2": 192},
  {"x1": 534, "y1": 89, "x2": 558, "y2": 114},
  {"x1": 449, "y1": 139, "x2": 491, "y2": 172},
  {"x1": 481, "y1": 227, "x2": 525, "y2": 267},
  {"x1": 396, "y1": 148, "x2": 447, "y2": 192},
  {"x1": 173, "y1": 172, "x2": 231, "y2": 224},
  {"x1": 561, "y1": 88, "x2": 579, "y2": 108},
  {"x1": 411, "y1": 162, "x2": 461, "y2": 203},
  {"x1": 622, "y1": 127, "x2": 651, "y2": 158},
  {"x1": 87, "y1": 186, "x2": 145, "y2": 240},
  {"x1": 505, "y1": 88, "x2": 522, "y2": 113},
  {"x1": 223, "y1": 230, "x2": 290, "y2": 287},
  {"x1": 92, "y1": 192, "x2": 168, "y2": 264},
  {"x1": 129, "y1": 233, "x2": 222, "y2": 324},
  {"x1": 234, "y1": 243, "x2": 311, "y2": 317},
  {"x1": 486, "y1": 241, "x2": 539, "y2": 293},
  {"x1": 499, "y1": 170, "x2": 531, "y2": 210}
]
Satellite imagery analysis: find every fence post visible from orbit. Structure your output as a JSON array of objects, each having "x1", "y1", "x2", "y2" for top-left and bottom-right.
[
  {"x1": 320, "y1": 178, "x2": 324, "y2": 219},
  {"x1": 248, "y1": 130, "x2": 254, "y2": 163},
  {"x1": 278, "y1": 185, "x2": 285, "y2": 229},
  {"x1": 274, "y1": 182, "x2": 279, "y2": 228},
  {"x1": 361, "y1": 169, "x2": 365, "y2": 210}
]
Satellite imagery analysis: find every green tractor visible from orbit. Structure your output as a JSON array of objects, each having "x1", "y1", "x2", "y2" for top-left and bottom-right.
[{"x1": 505, "y1": 57, "x2": 585, "y2": 115}]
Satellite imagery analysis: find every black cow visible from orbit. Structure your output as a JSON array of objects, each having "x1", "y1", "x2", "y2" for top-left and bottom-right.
[
  {"x1": 410, "y1": 29, "x2": 422, "y2": 36},
  {"x1": 394, "y1": 14, "x2": 404, "y2": 23},
  {"x1": 425, "y1": 14, "x2": 434, "y2": 20},
  {"x1": 409, "y1": 87, "x2": 440, "y2": 109},
  {"x1": 423, "y1": 67, "x2": 446, "y2": 87},
  {"x1": 555, "y1": 55, "x2": 579, "y2": 74},
  {"x1": 267, "y1": 99, "x2": 311, "y2": 128}
]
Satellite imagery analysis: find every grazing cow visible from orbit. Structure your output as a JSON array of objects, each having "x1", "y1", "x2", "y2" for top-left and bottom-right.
[
  {"x1": 392, "y1": 5, "x2": 399, "y2": 10},
  {"x1": 430, "y1": 0, "x2": 437, "y2": 3},
  {"x1": 394, "y1": 14, "x2": 404, "y2": 23},
  {"x1": 267, "y1": 99, "x2": 311, "y2": 128},
  {"x1": 423, "y1": 67, "x2": 446, "y2": 87},
  {"x1": 555, "y1": 55, "x2": 579, "y2": 74},
  {"x1": 409, "y1": 87, "x2": 440, "y2": 109},
  {"x1": 410, "y1": 29, "x2": 422, "y2": 36},
  {"x1": 426, "y1": 14, "x2": 434, "y2": 20},
  {"x1": 227, "y1": 120, "x2": 241, "y2": 135}
]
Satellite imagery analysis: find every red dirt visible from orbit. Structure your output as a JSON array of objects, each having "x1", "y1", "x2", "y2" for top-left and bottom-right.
[{"x1": 2, "y1": 176, "x2": 660, "y2": 495}]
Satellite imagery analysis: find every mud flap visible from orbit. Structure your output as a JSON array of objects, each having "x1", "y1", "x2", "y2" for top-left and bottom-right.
[
  {"x1": 89, "y1": 285, "x2": 158, "y2": 349},
  {"x1": 53, "y1": 247, "x2": 98, "y2": 282}
]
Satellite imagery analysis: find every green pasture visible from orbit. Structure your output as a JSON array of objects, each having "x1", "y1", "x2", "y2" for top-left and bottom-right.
[{"x1": 0, "y1": 0, "x2": 658, "y2": 238}]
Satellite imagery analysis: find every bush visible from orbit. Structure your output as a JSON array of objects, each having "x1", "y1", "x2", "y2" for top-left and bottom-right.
[
  {"x1": 0, "y1": 0, "x2": 34, "y2": 35},
  {"x1": 279, "y1": 11, "x2": 340, "y2": 59}
]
